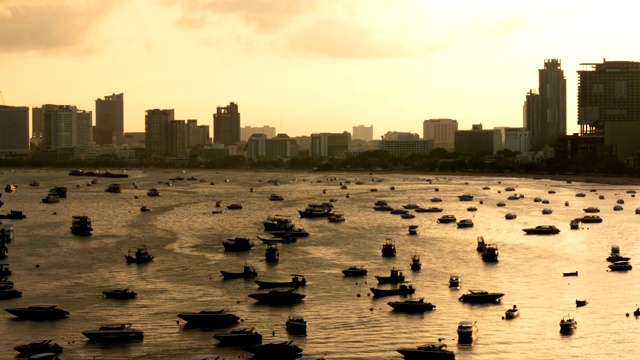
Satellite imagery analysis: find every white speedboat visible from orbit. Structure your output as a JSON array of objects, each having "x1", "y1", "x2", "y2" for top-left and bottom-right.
[
  {"x1": 82, "y1": 324, "x2": 143, "y2": 342},
  {"x1": 505, "y1": 305, "x2": 519, "y2": 319}
]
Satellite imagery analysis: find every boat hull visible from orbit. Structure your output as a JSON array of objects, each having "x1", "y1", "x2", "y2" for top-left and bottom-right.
[
  {"x1": 177, "y1": 313, "x2": 240, "y2": 327},
  {"x1": 397, "y1": 349, "x2": 455, "y2": 360},
  {"x1": 82, "y1": 331, "x2": 143, "y2": 342},
  {"x1": 220, "y1": 271, "x2": 257, "y2": 279}
]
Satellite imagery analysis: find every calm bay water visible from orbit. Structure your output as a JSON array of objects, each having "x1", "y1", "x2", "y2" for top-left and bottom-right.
[{"x1": 1, "y1": 169, "x2": 640, "y2": 359}]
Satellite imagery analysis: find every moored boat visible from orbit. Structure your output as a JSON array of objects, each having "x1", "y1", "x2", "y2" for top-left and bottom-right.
[
  {"x1": 388, "y1": 298, "x2": 435, "y2": 313},
  {"x1": 381, "y1": 238, "x2": 396, "y2": 257},
  {"x1": 437, "y1": 215, "x2": 456, "y2": 224},
  {"x1": 177, "y1": 309, "x2": 240, "y2": 327},
  {"x1": 248, "y1": 288, "x2": 305, "y2": 304},
  {"x1": 559, "y1": 315, "x2": 577, "y2": 333},
  {"x1": 456, "y1": 219, "x2": 474, "y2": 228},
  {"x1": 563, "y1": 271, "x2": 578, "y2": 277},
  {"x1": 244, "y1": 341, "x2": 303, "y2": 360},
  {"x1": 457, "y1": 320, "x2": 478, "y2": 344},
  {"x1": 410, "y1": 255, "x2": 421, "y2": 270},
  {"x1": 608, "y1": 261, "x2": 632, "y2": 271},
  {"x1": 376, "y1": 268, "x2": 405, "y2": 284},
  {"x1": 82, "y1": 323, "x2": 143, "y2": 342},
  {"x1": 285, "y1": 315, "x2": 307, "y2": 335},
  {"x1": 397, "y1": 341, "x2": 455, "y2": 360},
  {"x1": 5, "y1": 304, "x2": 69, "y2": 320},
  {"x1": 481, "y1": 244, "x2": 499, "y2": 262},
  {"x1": 505, "y1": 305, "x2": 519, "y2": 319},
  {"x1": 522, "y1": 225, "x2": 560, "y2": 235},
  {"x1": 222, "y1": 237, "x2": 254, "y2": 252},
  {"x1": 370, "y1": 284, "x2": 415, "y2": 298},
  {"x1": 459, "y1": 289, "x2": 504, "y2": 303},
  {"x1": 449, "y1": 274, "x2": 461, "y2": 288},
  {"x1": 221, "y1": 265, "x2": 258, "y2": 279},
  {"x1": 102, "y1": 288, "x2": 137, "y2": 299},
  {"x1": 147, "y1": 188, "x2": 160, "y2": 196},
  {"x1": 342, "y1": 265, "x2": 367, "y2": 277},
  {"x1": 213, "y1": 328, "x2": 262, "y2": 346},
  {"x1": 105, "y1": 184, "x2": 122, "y2": 193},
  {"x1": 13, "y1": 340, "x2": 63, "y2": 358},
  {"x1": 125, "y1": 246, "x2": 154, "y2": 264},
  {"x1": 70, "y1": 215, "x2": 92, "y2": 236},
  {"x1": 265, "y1": 244, "x2": 280, "y2": 262},
  {"x1": 255, "y1": 275, "x2": 306, "y2": 289}
]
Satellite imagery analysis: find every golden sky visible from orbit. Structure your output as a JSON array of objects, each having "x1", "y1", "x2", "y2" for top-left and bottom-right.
[{"x1": 1, "y1": 0, "x2": 638, "y2": 138}]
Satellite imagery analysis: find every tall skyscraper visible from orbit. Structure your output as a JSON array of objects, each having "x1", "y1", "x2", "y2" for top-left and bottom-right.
[
  {"x1": 0, "y1": 105, "x2": 29, "y2": 152},
  {"x1": 524, "y1": 59, "x2": 566, "y2": 150},
  {"x1": 42, "y1": 105, "x2": 93, "y2": 149},
  {"x1": 577, "y1": 60, "x2": 640, "y2": 136},
  {"x1": 145, "y1": 109, "x2": 173, "y2": 157},
  {"x1": 95, "y1": 93, "x2": 124, "y2": 145},
  {"x1": 422, "y1": 119, "x2": 458, "y2": 152},
  {"x1": 213, "y1": 102, "x2": 240, "y2": 146},
  {"x1": 352, "y1": 125, "x2": 373, "y2": 141},
  {"x1": 167, "y1": 120, "x2": 187, "y2": 157}
]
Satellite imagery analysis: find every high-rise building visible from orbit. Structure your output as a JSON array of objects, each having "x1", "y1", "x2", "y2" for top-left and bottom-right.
[
  {"x1": 454, "y1": 124, "x2": 503, "y2": 155},
  {"x1": 186, "y1": 120, "x2": 210, "y2": 148},
  {"x1": 241, "y1": 126, "x2": 276, "y2": 142},
  {"x1": 167, "y1": 120, "x2": 187, "y2": 157},
  {"x1": 42, "y1": 105, "x2": 93, "y2": 149},
  {"x1": 0, "y1": 105, "x2": 29, "y2": 153},
  {"x1": 578, "y1": 60, "x2": 640, "y2": 136},
  {"x1": 352, "y1": 125, "x2": 373, "y2": 141},
  {"x1": 247, "y1": 133, "x2": 292, "y2": 160},
  {"x1": 523, "y1": 59, "x2": 566, "y2": 150},
  {"x1": 32, "y1": 107, "x2": 43, "y2": 137},
  {"x1": 213, "y1": 102, "x2": 240, "y2": 146},
  {"x1": 311, "y1": 132, "x2": 351, "y2": 157},
  {"x1": 95, "y1": 93, "x2": 124, "y2": 145},
  {"x1": 145, "y1": 109, "x2": 173, "y2": 157},
  {"x1": 422, "y1": 119, "x2": 458, "y2": 152}
]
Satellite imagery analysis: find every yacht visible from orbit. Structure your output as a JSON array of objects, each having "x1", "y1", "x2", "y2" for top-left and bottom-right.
[
  {"x1": 522, "y1": 225, "x2": 560, "y2": 235},
  {"x1": 533, "y1": 197, "x2": 542, "y2": 202},
  {"x1": 102, "y1": 288, "x2": 137, "y2": 299},
  {"x1": 342, "y1": 265, "x2": 367, "y2": 277},
  {"x1": 70, "y1": 215, "x2": 92, "y2": 236},
  {"x1": 328, "y1": 213, "x2": 345, "y2": 222},
  {"x1": 387, "y1": 298, "x2": 436, "y2": 313},
  {"x1": 449, "y1": 274, "x2": 461, "y2": 288},
  {"x1": 12, "y1": 340, "x2": 63, "y2": 358},
  {"x1": 5, "y1": 304, "x2": 69, "y2": 320},
  {"x1": 248, "y1": 288, "x2": 306, "y2": 304},
  {"x1": 397, "y1": 341, "x2": 455, "y2": 360},
  {"x1": 285, "y1": 315, "x2": 307, "y2": 335},
  {"x1": 457, "y1": 320, "x2": 478, "y2": 343},
  {"x1": 82, "y1": 324, "x2": 144, "y2": 342},
  {"x1": 213, "y1": 328, "x2": 262, "y2": 346},
  {"x1": 459, "y1": 289, "x2": 504, "y2": 303},
  {"x1": 505, "y1": 305, "x2": 519, "y2": 319},
  {"x1": 583, "y1": 207, "x2": 600, "y2": 213},
  {"x1": 430, "y1": 197, "x2": 443, "y2": 202},
  {"x1": 177, "y1": 309, "x2": 240, "y2": 327},
  {"x1": 559, "y1": 315, "x2": 577, "y2": 333},
  {"x1": 298, "y1": 203, "x2": 333, "y2": 218},
  {"x1": 381, "y1": 238, "x2": 396, "y2": 257},
  {"x1": 437, "y1": 215, "x2": 457, "y2": 224},
  {"x1": 456, "y1": 219, "x2": 474, "y2": 228},
  {"x1": 578, "y1": 215, "x2": 602, "y2": 223},
  {"x1": 575, "y1": 193, "x2": 586, "y2": 197},
  {"x1": 608, "y1": 261, "x2": 632, "y2": 271},
  {"x1": 125, "y1": 246, "x2": 154, "y2": 264}
]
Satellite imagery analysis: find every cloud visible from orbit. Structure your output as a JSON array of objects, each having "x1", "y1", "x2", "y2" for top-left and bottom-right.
[{"x1": 0, "y1": 0, "x2": 125, "y2": 54}]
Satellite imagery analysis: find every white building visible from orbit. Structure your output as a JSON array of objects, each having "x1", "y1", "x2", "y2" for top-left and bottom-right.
[
  {"x1": 241, "y1": 126, "x2": 276, "y2": 142},
  {"x1": 504, "y1": 128, "x2": 530, "y2": 154},
  {"x1": 352, "y1": 125, "x2": 373, "y2": 141},
  {"x1": 423, "y1": 119, "x2": 458, "y2": 152},
  {"x1": 42, "y1": 105, "x2": 93, "y2": 149}
]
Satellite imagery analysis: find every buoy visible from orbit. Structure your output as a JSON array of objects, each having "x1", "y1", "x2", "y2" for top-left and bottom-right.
[
  {"x1": 626, "y1": 313, "x2": 630, "y2": 317},
  {"x1": 357, "y1": 294, "x2": 360, "y2": 297},
  {"x1": 369, "y1": 307, "x2": 374, "y2": 311},
  {"x1": 35, "y1": 264, "x2": 40, "y2": 268}
]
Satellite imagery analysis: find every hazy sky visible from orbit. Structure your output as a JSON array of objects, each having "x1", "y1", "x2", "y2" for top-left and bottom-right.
[{"x1": 1, "y1": 0, "x2": 639, "y2": 138}]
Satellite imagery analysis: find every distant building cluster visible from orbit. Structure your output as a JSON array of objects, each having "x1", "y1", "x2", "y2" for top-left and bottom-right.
[{"x1": 2, "y1": 58, "x2": 640, "y2": 165}]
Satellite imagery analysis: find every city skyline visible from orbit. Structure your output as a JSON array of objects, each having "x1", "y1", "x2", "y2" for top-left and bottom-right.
[{"x1": 2, "y1": 1, "x2": 639, "y2": 138}]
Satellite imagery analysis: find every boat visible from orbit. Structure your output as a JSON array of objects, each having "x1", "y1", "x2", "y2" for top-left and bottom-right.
[
  {"x1": 608, "y1": 261, "x2": 632, "y2": 271},
  {"x1": 213, "y1": 328, "x2": 262, "y2": 346},
  {"x1": 13, "y1": 340, "x2": 63, "y2": 358},
  {"x1": 285, "y1": 315, "x2": 307, "y2": 334},
  {"x1": 570, "y1": 219, "x2": 580, "y2": 230},
  {"x1": 457, "y1": 320, "x2": 478, "y2": 343},
  {"x1": 522, "y1": 225, "x2": 560, "y2": 235},
  {"x1": 559, "y1": 315, "x2": 577, "y2": 333},
  {"x1": 265, "y1": 244, "x2": 279, "y2": 262},
  {"x1": 226, "y1": 203, "x2": 243, "y2": 210},
  {"x1": 481, "y1": 244, "x2": 499, "y2": 262},
  {"x1": 449, "y1": 274, "x2": 461, "y2": 288},
  {"x1": 105, "y1": 183, "x2": 122, "y2": 193},
  {"x1": 467, "y1": 206, "x2": 477, "y2": 212},
  {"x1": 376, "y1": 268, "x2": 405, "y2": 284},
  {"x1": 607, "y1": 245, "x2": 630, "y2": 262},
  {"x1": 617, "y1": 199, "x2": 625, "y2": 204},
  {"x1": 0, "y1": 285, "x2": 22, "y2": 299},
  {"x1": 496, "y1": 201, "x2": 506, "y2": 207},
  {"x1": 125, "y1": 246, "x2": 154, "y2": 264},
  {"x1": 437, "y1": 215, "x2": 456, "y2": 224},
  {"x1": 370, "y1": 284, "x2": 415, "y2": 297},
  {"x1": 636, "y1": 208, "x2": 640, "y2": 215},
  {"x1": 41, "y1": 194, "x2": 60, "y2": 204},
  {"x1": 459, "y1": 290, "x2": 504, "y2": 303},
  {"x1": 177, "y1": 309, "x2": 240, "y2": 327},
  {"x1": 634, "y1": 308, "x2": 640, "y2": 317},
  {"x1": 541, "y1": 208, "x2": 553, "y2": 215},
  {"x1": 222, "y1": 237, "x2": 255, "y2": 252},
  {"x1": 577, "y1": 215, "x2": 602, "y2": 223},
  {"x1": 476, "y1": 236, "x2": 486, "y2": 252},
  {"x1": 563, "y1": 271, "x2": 578, "y2": 277},
  {"x1": 49, "y1": 187, "x2": 67, "y2": 198},
  {"x1": 328, "y1": 213, "x2": 345, "y2": 222},
  {"x1": 255, "y1": 275, "x2": 306, "y2": 289},
  {"x1": 504, "y1": 187, "x2": 515, "y2": 191},
  {"x1": 505, "y1": 212, "x2": 517, "y2": 220},
  {"x1": 584, "y1": 207, "x2": 600, "y2": 213},
  {"x1": 102, "y1": 288, "x2": 137, "y2": 299},
  {"x1": 381, "y1": 238, "x2": 396, "y2": 257},
  {"x1": 268, "y1": 194, "x2": 284, "y2": 201},
  {"x1": 541, "y1": 199, "x2": 549, "y2": 204},
  {"x1": 267, "y1": 228, "x2": 310, "y2": 238},
  {"x1": 614, "y1": 205, "x2": 624, "y2": 211},
  {"x1": 458, "y1": 194, "x2": 474, "y2": 201},
  {"x1": 257, "y1": 235, "x2": 297, "y2": 244},
  {"x1": 388, "y1": 298, "x2": 436, "y2": 313},
  {"x1": 248, "y1": 288, "x2": 306, "y2": 304},
  {"x1": 396, "y1": 341, "x2": 455, "y2": 360},
  {"x1": 140, "y1": 205, "x2": 151, "y2": 212},
  {"x1": 576, "y1": 299, "x2": 588, "y2": 307},
  {"x1": 410, "y1": 255, "x2": 421, "y2": 270},
  {"x1": 147, "y1": 188, "x2": 160, "y2": 196},
  {"x1": 430, "y1": 197, "x2": 443, "y2": 202},
  {"x1": 70, "y1": 215, "x2": 92, "y2": 236},
  {"x1": 456, "y1": 219, "x2": 474, "y2": 228},
  {"x1": 4, "y1": 184, "x2": 17, "y2": 192},
  {"x1": 415, "y1": 207, "x2": 443, "y2": 213},
  {"x1": 533, "y1": 197, "x2": 542, "y2": 202},
  {"x1": 69, "y1": 170, "x2": 128, "y2": 178},
  {"x1": 408, "y1": 225, "x2": 418, "y2": 235},
  {"x1": 402, "y1": 203, "x2": 420, "y2": 209},
  {"x1": 0, "y1": 263, "x2": 11, "y2": 276},
  {"x1": 244, "y1": 341, "x2": 303, "y2": 360},
  {"x1": 211, "y1": 209, "x2": 222, "y2": 214},
  {"x1": 29, "y1": 181, "x2": 40, "y2": 187},
  {"x1": 342, "y1": 265, "x2": 367, "y2": 277},
  {"x1": 82, "y1": 323, "x2": 143, "y2": 342},
  {"x1": 5, "y1": 304, "x2": 69, "y2": 320},
  {"x1": 298, "y1": 203, "x2": 333, "y2": 218},
  {"x1": 505, "y1": 305, "x2": 519, "y2": 319},
  {"x1": 507, "y1": 195, "x2": 519, "y2": 200},
  {"x1": 0, "y1": 210, "x2": 26, "y2": 219},
  {"x1": 263, "y1": 215, "x2": 294, "y2": 231},
  {"x1": 220, "y1": 265, "x2": 258, "y2": 279},
  {"x1": 575, "y1": 193, "x2": 586, "y2": 197},
  {"x1": 373, "y1": 205, "x2": 394, "y2": 211}
]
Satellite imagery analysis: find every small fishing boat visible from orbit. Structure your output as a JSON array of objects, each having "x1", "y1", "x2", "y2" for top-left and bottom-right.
[
  {"x1": 563, "y1": 271, "x2": 578, "y2": 277},
  {"x1": 576, "y1": 299, "x2": 588, "y2": 307},
  {"x1": 505, "y1": 305, "x2": 519, "y2": 319},
  {"x1": 410, "y1": 255, "x2": 421, "y2": 270}
]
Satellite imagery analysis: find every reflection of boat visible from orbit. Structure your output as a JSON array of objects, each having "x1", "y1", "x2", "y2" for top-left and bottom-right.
[
  {"x1": 285, "y1": 315, "x2": 307, "y2": 335},
  {"x1": 559, "y1": 315, "x2": 577, "y2": 333},
  {"x1": 13, "y1": 340, "x2": 63, "y2": 358},
  {"x1": 248, "y1": 288, "x2": 305, "y2": 304},
  {"x1": 5, "y1": 304, "x2": 69, "y2": 320},
  {"x1": 70, "y1": 215, "x2": 92, "y2": 236},
  {"x1": 222, "y1": 237, "x2": 254, "y2": 252},
  {"x1": 376, "y1": 268, "x2": 405, "y2": 284},
  {"x1": 457, "y1": 320, "x2": 478, "y2": 343},
  {"x1": 102, "y1": 289, "x2": 137, "y2": 299},
  {"x1": 505, "y1": 305, "x2": 519, "y2": 319},
  {"x1": 481, "y1": 244, "x2": 499, "y2": 262},
  {"x1": 255, "y1": 275, "x2": 306, "y2": 289},
  {"x1": 82, "y1": 324, "x2": 143, "y2": 342},
  {"x1": 388, "y1": 298, "x2": 435, "y2": 313},
  {"x1": 342, "y1": 265, "x2": 367, "y2": 277},
  {"x1": 213, "y1": 328, "x2": 262, "y2": 346},
  {"x1": 397, "y1": 341, "x2": 455, "y2": 360},
  {"x1": 244, "y1": 341, "x2": 303, "y2": 360},
  {"x1": 177, "y1": 309, "x2": 240, "y2": 327},
  {"x1": 522, "y1": 225, "x2": 560, "y2": 235},
  {"x1": 370, "y1": 284, "x2": 415, "y2": 298},
  {"x1": 125, "y1": 246, "x2": 154, "y2": 264},
  {"x1": 381, "y1": 238, "x2": 396, "y2": 257},
  {"x1": 410, "y1": 255, "x2": 421, "y2": 271},
  {"x1": 265, "y1": 244, "x2": 279, "y2": 262},
  {"x1": 220, "y1": 265, "x2": 258, "y2": 279},
  {"x1": 449, "y1": 274, "x2": 461, "y2": 288},
  {"x1": 459, "y1": 289, "x2": 504, "y2": 303}
]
